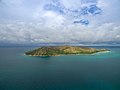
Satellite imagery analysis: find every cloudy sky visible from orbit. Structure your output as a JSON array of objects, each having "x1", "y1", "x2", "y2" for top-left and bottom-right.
[{"x1": 0, "y1": 0, "x2": 120, "y2": 45}]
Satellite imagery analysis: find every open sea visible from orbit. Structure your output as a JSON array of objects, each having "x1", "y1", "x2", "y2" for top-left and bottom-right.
[{"x1": 0, "y1": 46, "x2": 120, "y2": 90}]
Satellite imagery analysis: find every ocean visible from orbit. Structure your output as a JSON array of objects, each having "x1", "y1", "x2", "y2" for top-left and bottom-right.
[{"x1": 0, "y1": 46, "x2": 120, "y2": 90}]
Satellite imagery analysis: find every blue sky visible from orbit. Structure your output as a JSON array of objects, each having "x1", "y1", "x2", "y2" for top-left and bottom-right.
[{"x1": 0, "y1": 0, "x2": 120, "y2": 45}]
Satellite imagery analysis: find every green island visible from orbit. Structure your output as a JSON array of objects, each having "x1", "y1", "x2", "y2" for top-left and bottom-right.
[{"x1": 25, "y1": 46, "x2": 110, "y2": 56}]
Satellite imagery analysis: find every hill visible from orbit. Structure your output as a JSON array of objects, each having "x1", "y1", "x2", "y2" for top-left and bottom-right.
[{"x1": 25, "y1": 46, "x2": 110, "y2": 56}]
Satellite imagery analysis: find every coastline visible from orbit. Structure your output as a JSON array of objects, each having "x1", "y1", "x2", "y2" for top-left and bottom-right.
[
  {"x1": 25, "y1": 46, "x2": 110, "y2": 57},
  {"x1": 25, "y1": 50, "x2": 111, "y2": 57}
]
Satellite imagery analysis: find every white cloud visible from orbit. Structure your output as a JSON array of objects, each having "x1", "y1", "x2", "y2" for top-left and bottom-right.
[
  {"x1": 42, "y1": 11, "x2": 65, "y2": 27},
  {"x1": 0, "y1": 0, "x2": 120, "y2": 45},
  {"x1": 0, "y1": 21, "x2": 120, "y2": 44}
]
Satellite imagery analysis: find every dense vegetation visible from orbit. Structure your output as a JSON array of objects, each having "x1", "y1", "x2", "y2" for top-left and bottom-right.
[{"x1": 25, "y1": 46, "x2": 109, "y2": 56}]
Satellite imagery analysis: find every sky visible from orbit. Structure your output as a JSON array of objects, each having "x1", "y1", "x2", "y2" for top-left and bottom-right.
[{"x1": 0, "y1": 0, "x2": 120, "y2": 45}]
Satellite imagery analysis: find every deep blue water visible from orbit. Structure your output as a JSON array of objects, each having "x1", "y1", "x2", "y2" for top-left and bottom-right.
[{"x1": 0, "y1": 46, "x2": 120, "y2": 90}]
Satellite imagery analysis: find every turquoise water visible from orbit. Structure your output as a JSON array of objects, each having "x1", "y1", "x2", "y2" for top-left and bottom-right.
[{"x1": 0, "y1": 46, "x2": 120, "y2": 90}]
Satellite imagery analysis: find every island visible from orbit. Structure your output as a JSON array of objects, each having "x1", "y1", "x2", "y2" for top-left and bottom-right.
[{"x1": 25, "y1": 46, "x2": 110, "y2": 56}]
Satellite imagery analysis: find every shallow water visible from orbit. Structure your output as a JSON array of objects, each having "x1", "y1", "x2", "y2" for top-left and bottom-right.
[{"x1": 0, "y1": 46, "x2": 120, "y2": 90}]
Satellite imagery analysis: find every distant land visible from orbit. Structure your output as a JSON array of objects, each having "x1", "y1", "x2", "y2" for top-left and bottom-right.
[{"x1": 25, "y1": 46, "x2": 110, "y2": 56}]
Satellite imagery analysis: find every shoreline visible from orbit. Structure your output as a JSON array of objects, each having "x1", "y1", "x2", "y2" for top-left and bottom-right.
[{"x1": 25, "y1": 50, "x2": 111, "y2": 57}]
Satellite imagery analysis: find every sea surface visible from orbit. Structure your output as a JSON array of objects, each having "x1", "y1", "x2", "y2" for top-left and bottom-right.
[{"x1": 0, "y1": 46, "x2": 120, "y2": 90}]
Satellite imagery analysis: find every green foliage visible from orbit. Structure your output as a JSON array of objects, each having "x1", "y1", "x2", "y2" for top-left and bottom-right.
[{"x1": 25, "y1": 46, "x2": 109, "y2": 56}]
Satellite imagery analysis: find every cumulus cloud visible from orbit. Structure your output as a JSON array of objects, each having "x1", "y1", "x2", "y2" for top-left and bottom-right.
[
  {"x1": 40, "y1": 0, "x2": 102, "y2": 25},
  {"x1": 0, "y1": 0, "x2": 120, "y2": 45},
  {"x1": 0, "y1": 21, "x2": 120, "y2": 44}
]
